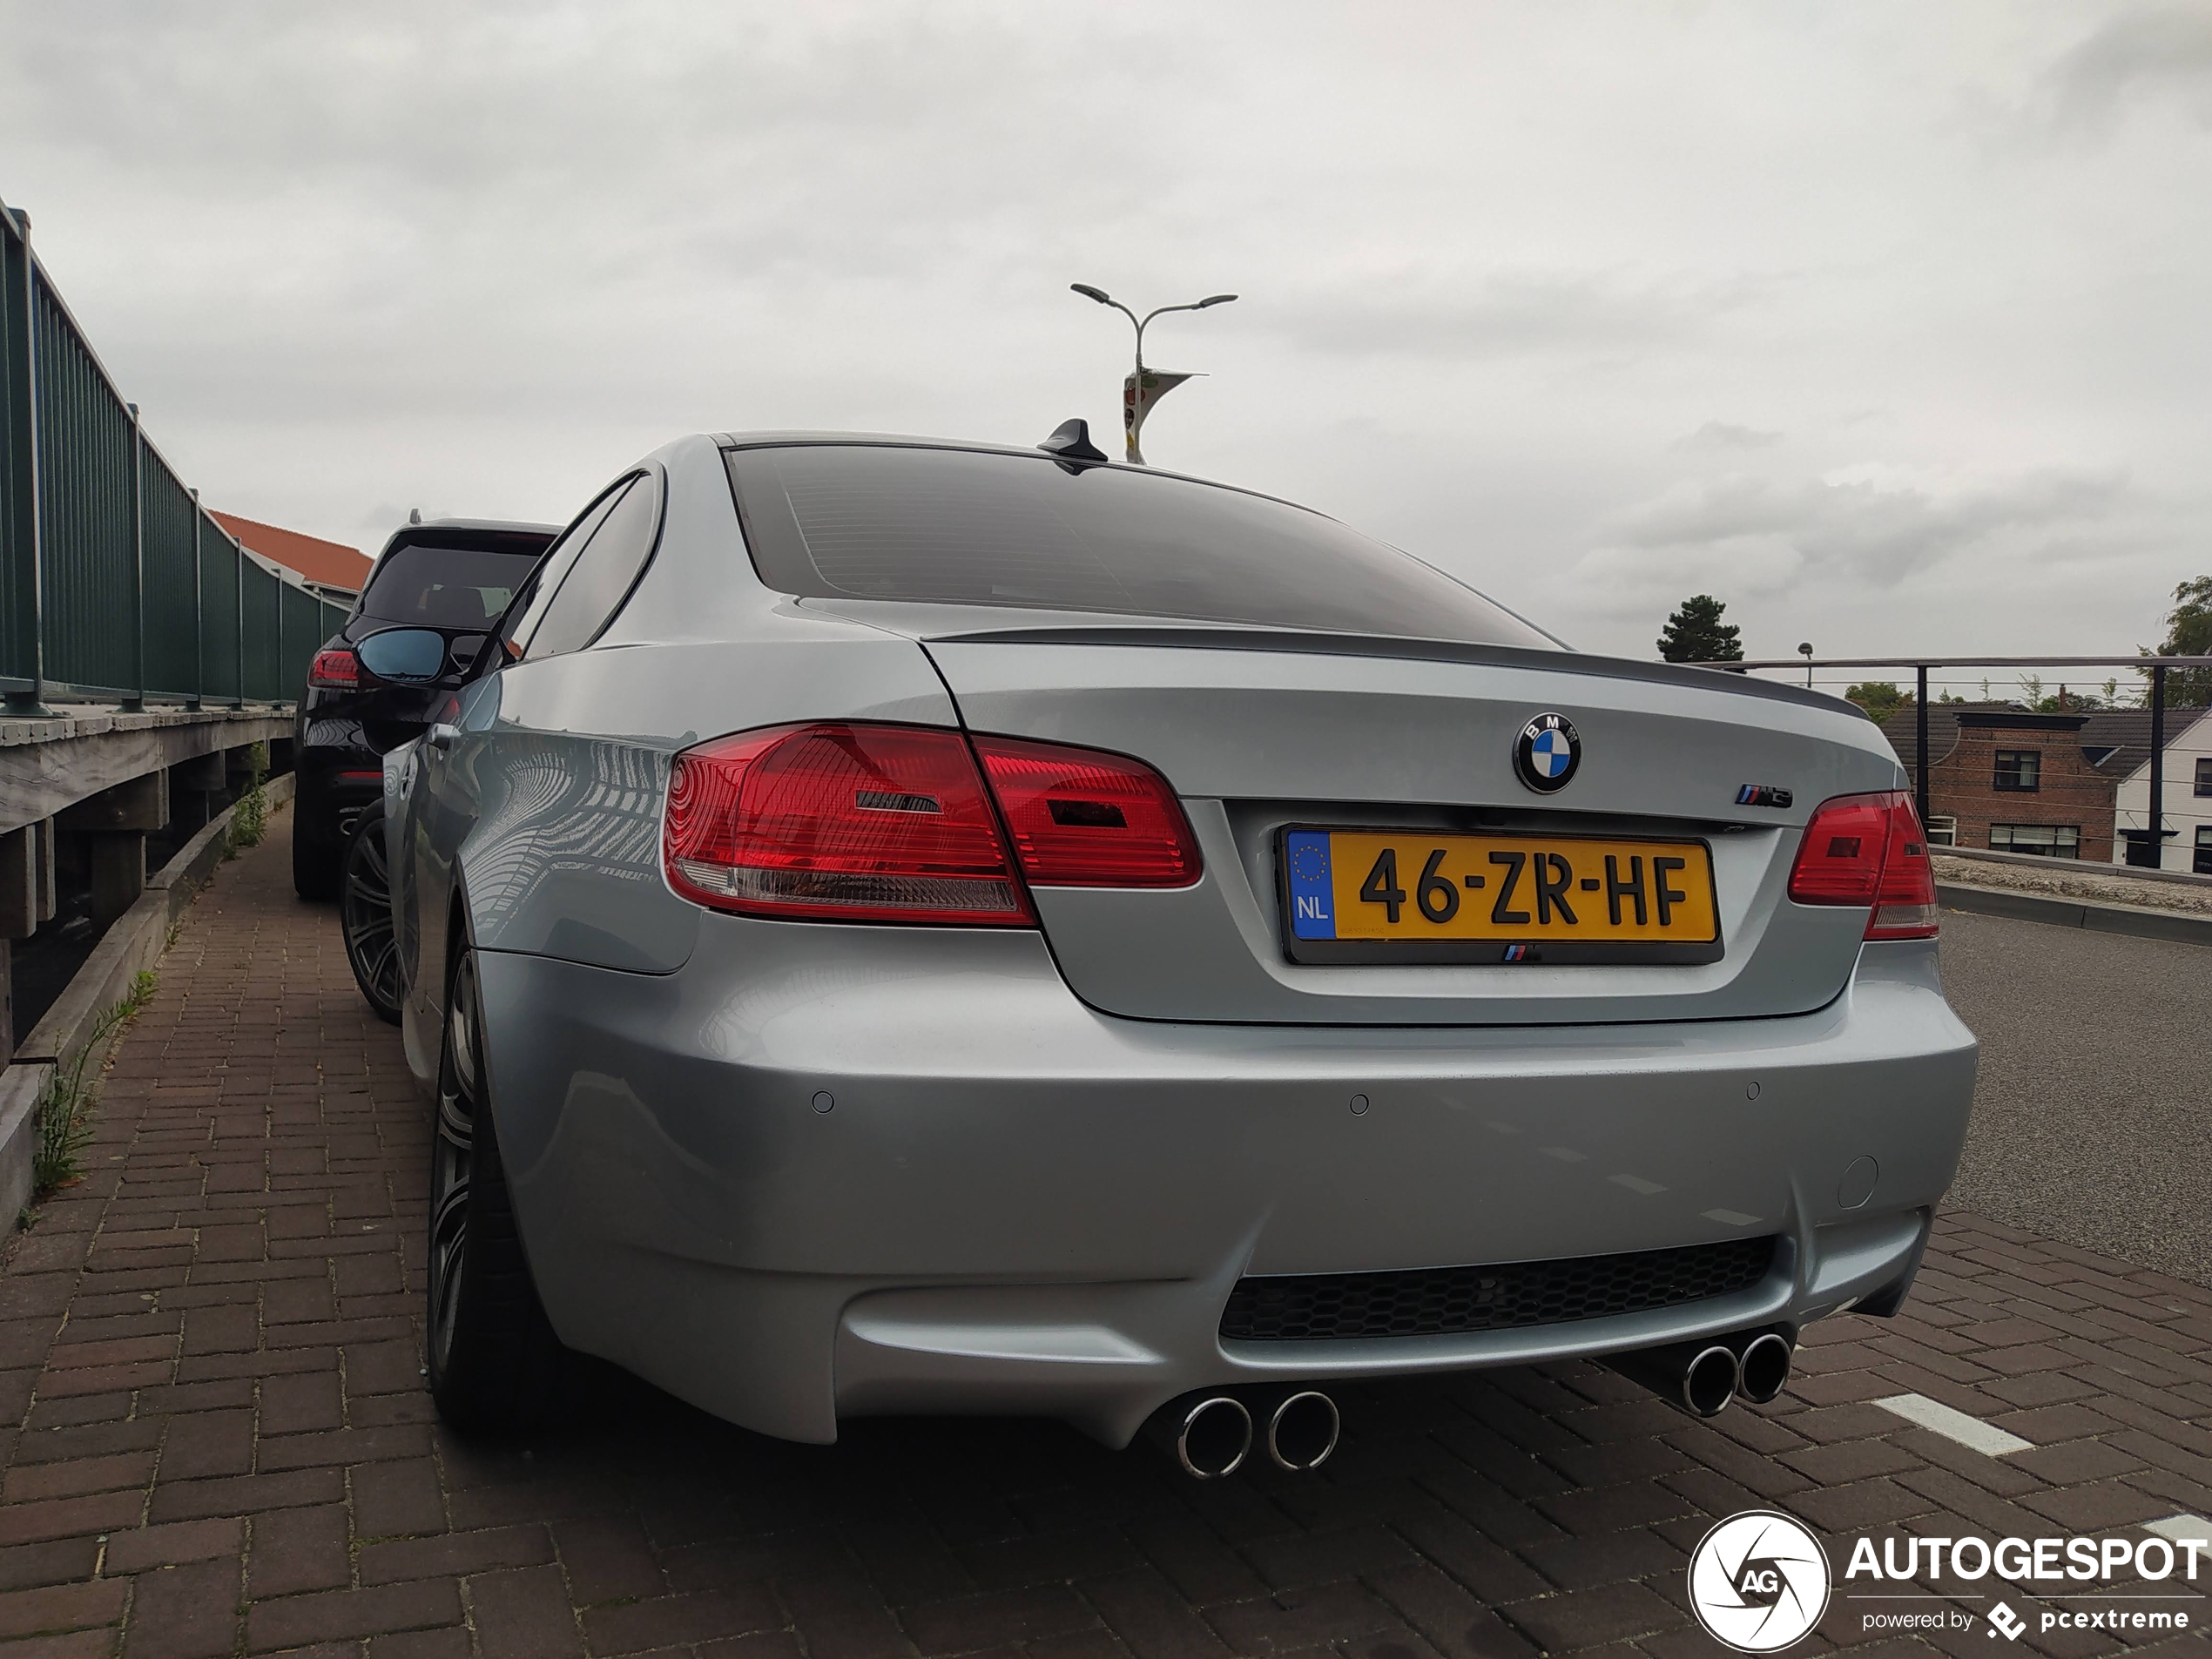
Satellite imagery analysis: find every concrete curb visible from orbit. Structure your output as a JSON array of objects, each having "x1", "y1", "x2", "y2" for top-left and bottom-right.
[
  {"x1": 0, "y1": 1062, "x2": 54, "y2": 1227},
  {"x1": 1936, "y1": 845, "x2": 2212, "y2": 891},
  {"x1": 1938, "y1": 879, "x2": 2212, "y2": 948},
  {"x1": 0, "y1": 776, "x2": 297, "y2": 1224}
]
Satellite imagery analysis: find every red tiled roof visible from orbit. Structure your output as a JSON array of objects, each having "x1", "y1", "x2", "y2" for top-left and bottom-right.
[{"x1": 206, "y1": 511, "x2": 370, "y2": 594}]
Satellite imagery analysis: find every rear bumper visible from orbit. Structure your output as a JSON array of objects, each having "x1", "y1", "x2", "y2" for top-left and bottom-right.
[
  {"x1": 478, "y1": 923, "x2": 1976, "y2": 1446},
  {"x1": 295, "y1": 724, "x2": 383, "y2": 849}
]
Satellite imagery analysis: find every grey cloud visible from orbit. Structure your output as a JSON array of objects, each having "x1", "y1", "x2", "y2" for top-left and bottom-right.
[
  {"x1": 2041, "y1": 4, "x2": 2212, "y2": 129},
  {"x1": 2, "y1": 1, "x2": 2207, "y2": 665},
  {"x1": 1675, "y1": 421, "x2": 1782, "y2": 452},
  {"x1": 1597, "y1": 468, "x2": 2131, "y2": 590},
  {"x1": 1262, "y1": 269, "x2": 1755, "y2": 360}
]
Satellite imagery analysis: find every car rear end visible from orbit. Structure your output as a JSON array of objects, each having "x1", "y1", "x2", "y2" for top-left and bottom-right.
[
  {"x1": 480, "y1": 436, "x2": 1978, "y2": 1447},
  {"x1": 293, "y1": 520, "x2": 553, "y2": 896}
]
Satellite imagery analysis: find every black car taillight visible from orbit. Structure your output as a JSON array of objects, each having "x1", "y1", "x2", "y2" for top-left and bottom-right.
[{"x1": 308, "y1": 648, "x2": 358, "y2": 690}]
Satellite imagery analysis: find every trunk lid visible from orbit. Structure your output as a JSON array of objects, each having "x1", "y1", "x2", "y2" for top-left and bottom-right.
[{"x1": 883, "y1": 613, "x2": 1902, "y2": 1027}]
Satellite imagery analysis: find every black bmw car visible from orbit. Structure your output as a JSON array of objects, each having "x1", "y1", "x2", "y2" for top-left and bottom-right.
[{"x1": 293, "y1": 517, "x2": 556, "y2": 899}]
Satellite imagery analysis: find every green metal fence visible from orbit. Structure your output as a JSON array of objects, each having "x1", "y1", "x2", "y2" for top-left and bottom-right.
[{"x1": 0, "y1": 199, "x2": 348, "y2": 714}]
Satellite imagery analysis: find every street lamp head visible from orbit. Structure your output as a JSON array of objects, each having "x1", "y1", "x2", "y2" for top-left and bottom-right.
[
  {"x1": 1197, "y1": 293, "x2": 1238, "y2": 308},
  {"x1": 1797, "y1": 643, "x2": 1814, "y2": 658},
  {"x1": 1070, "y1": 283, "x2": 1113, "y2": 304}
]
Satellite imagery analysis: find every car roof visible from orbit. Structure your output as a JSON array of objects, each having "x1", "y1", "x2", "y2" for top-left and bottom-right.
[
  {"x1": 391, "y1": 516, "x2": 560, "y2": 539},
  {"x1": 367, "y1": 519, "x2": 560, "y2": 569}
]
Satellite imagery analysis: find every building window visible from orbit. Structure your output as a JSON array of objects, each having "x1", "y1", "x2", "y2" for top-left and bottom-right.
[
  {"x1": 1993, "y1": 751, "x2": 2041, "y2": 792},
  {"x1": 1924, "y1": 815, "x2": 1958, "y2": 846},
  {"x1": 2196, "y1": 757, "x2": 2212, "y2": 799},
  {"x1": 1990, "y1": 824, "x2": 2080, "y2": 859},
  {"x1": 2197, "y1": 826, "x2": 2212, "y2": 877}
]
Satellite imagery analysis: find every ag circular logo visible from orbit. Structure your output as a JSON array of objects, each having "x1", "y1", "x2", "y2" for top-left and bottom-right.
[
  {"x1": 1513, "y1": 712, "x2": 1581, "y2": 793},
  {"x1": 1688, "y1": 1512, "x2": 1830, "y2": 1652}
]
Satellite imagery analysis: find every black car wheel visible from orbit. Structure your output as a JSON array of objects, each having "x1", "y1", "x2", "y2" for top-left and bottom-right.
[
  {"x1": 341, "y1": 799, "x2": 402, "y2": 1025},
  {"x1": 426, "y1": 945, "x2": 566, "y2": 1433},
  {"x1": 293, "y1": 824, "x2": 342, "y2": 901}
]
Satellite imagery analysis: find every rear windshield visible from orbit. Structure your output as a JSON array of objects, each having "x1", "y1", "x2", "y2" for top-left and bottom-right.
[
  {"x1": 360, "y1": 543, "x2": 545, "y2": 629},
  {"x1": 725, "y1": 444, "x2": 1554, "y2": 645}
]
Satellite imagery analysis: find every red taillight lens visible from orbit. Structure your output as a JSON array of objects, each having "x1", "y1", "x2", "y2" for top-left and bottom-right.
[
  {"x1": 973, "y1": 736, "x2": 1201, "y2": 887},
  {"x1": 1868, "y1": 797, "x2": 1939, "y2": 940},
  {"x1": 1786, "y1": 791, "x2": 1938, "y2": 941},
  {"x1": 308, "y1": 648, "x2": 358, "y2": 689},
  {"x1": 663, "y1": 724, "x2": 1032, "y2": 925}
]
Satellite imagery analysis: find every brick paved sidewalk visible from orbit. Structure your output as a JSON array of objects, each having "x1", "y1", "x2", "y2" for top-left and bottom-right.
[{"x1": 1, "y1": 809, "x2": 2209, "y2": 1657}]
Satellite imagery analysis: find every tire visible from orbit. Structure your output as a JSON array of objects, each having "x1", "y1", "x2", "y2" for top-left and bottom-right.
[
  {"x1": 340, "y1": 799, "x2": 403, "y2": 1025},
  {"x1": 426, "y1": 946, "x2": 567, "y2": 1433},
  {"x1": 293, "y1": 822, "x2": 341, "y2": 900}
]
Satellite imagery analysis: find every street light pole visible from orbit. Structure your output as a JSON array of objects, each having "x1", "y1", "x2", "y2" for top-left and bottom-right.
[{"x1": 1069, "y1": 284, "x2": 1236, "y2": 464}]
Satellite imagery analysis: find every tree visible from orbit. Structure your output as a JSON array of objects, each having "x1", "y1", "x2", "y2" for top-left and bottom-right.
[
  {"x1": 1657, "y1": 595, "x2": 1743, "y2": 664},
  {"x1": 1844, "y1": 682, "x2": 1912, "y2": 722},
  {"x1": 2140, "y1": 576, "x2": 2212, "y2": 707}
]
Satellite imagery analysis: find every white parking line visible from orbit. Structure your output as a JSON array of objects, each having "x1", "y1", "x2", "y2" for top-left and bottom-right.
[
  {"x1": 1875, "y1": 1393, "x2": 2033, "y2": 1456},
  {"x1": 2144, "y1": 1514, "x2": 2211, "y2": 1546}
]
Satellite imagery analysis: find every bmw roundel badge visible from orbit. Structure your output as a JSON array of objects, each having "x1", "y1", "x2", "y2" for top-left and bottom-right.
[{"x1": 1514, "y1": 712, "x2": 1581, "y2": 793}]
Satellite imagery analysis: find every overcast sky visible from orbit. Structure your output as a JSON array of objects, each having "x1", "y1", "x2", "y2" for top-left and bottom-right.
[{"x1": 4, "y1": 2, "x2": 2209, "y2": 678}]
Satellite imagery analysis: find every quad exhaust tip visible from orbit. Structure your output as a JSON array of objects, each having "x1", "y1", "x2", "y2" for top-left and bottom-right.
[
  {"x1": 1266, "y1": 1391, "x2": 1340, "y2": 1472},
  {"x1": 1736, "y1": 1331, "x2": 1794, "y2": 1405},
  {"x1": 1172, "y1": 1396, "x2": 1252, "y2": 1480},
  {"x1": 1612, "y1": 1327, "x2": 1794, "y2": 1420},
  {"x1": 1680, "y1": 1344, "x2": 1741, "y2": 1418},
  {"x1": 1149, "y1": 1389, "x2": 1341, "y2": 1478}
]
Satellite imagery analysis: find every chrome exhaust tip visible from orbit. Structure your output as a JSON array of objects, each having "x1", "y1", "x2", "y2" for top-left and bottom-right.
[
  {"x1": 1608, "y1": 1339, "x2": 1741, "y2": 1419},
  {"x1": 1737, "y1": 1331, "x2": 1794, "y2": 1405},
  {"x1": 1265, "y1": 1391, "x2": 1339, "y2": 1472},
  {"x1": 1170, "y1": 1396, "x2": 1252, "y2": 1479},
  {"x1": 1680, "y1": 1344, "x2": 1740, "y2": 1418}
]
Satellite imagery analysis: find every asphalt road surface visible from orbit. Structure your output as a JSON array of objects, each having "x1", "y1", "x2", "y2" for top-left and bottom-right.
[{"x1": 1938, "y1": 907, "x2": 2212, "y2": 1285}]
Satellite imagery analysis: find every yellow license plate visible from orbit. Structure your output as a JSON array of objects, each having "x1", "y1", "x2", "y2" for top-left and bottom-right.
[{"x1": 1281, "y1": 828, "x2": 1721, "y2": 965}]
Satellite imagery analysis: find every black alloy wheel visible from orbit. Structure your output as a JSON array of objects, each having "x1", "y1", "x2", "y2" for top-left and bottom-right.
[
  {"x1": 425, "y1": 945, "x2": 565, "y2": 1432},
  {"x1": 341, "y1": 799, "x2": 402, "y2": 1024}
]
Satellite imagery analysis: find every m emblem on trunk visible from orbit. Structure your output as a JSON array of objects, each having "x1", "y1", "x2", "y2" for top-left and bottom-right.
[{"x1": 1514, "y1": 713, "x2": 1581, "y2": 793}]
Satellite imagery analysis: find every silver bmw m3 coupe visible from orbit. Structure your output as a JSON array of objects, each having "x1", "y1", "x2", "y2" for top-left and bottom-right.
[{"x1": 375, "y1": 423, "x2": 1975, "y2": 1469}]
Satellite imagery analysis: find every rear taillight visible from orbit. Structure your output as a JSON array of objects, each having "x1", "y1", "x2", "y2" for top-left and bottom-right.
[
  {"x1": 663, "y1": 724, "x2": 1032, "y2": 925},
  {"x1": 308, "y1": 648, "x2": 358, "y2": 689},
  {"x1": 1786, "y1": 791, "x2": 1938, "y2": 941},
  {"x1": 973, "y1": 736, "x2": 1200, "y2": 887},
  {"x1": 662, "y1": 725, "x2": 1204, "y2": 924}
]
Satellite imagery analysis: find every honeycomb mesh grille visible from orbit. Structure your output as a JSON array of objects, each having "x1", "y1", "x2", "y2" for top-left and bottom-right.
[{"x1": 1219, "y1": 1236, "x2": 1778, "y2": 1342}]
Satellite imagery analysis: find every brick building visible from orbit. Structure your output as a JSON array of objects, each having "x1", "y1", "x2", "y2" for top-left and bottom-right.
[{"x1": 1879, "y1": 704, "x2": 2161, "y2": 862}]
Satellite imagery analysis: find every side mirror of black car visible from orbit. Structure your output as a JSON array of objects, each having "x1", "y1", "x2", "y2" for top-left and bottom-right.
[{"x1": 356, "y1": 628, "x2": 447, "y2": 682}]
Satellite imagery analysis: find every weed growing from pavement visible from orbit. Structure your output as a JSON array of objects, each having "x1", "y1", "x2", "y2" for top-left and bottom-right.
[
  {"x1": 32, "y1": 969, "x2": 157, "y2": 1197},
  {"x1": 226, "y1": 741, "x2": 269, "y2": 856}
]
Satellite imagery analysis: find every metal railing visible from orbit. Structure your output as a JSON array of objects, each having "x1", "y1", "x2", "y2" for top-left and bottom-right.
[
  {"x1": 2, "y1": 199, "x2": 347, "y2": 716},
  {"x1": 1696, "y1": 654, "x2": 2212, "y2": 869}
]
